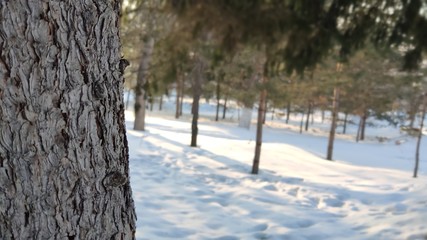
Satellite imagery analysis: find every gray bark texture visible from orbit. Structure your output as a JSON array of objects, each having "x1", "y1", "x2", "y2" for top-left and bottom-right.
[{"x1": 0, "y1": 1, "x2": 136, "y2": 239}]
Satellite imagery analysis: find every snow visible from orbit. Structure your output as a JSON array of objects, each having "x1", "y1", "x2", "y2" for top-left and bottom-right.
[{"x1": 126, "y1": 97, "x2": 427, "y2": 240}]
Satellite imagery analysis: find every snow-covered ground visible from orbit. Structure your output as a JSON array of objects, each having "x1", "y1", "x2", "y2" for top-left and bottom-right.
[{"x1": 126, "y1": 96, "x2": 427, "y2": 240}]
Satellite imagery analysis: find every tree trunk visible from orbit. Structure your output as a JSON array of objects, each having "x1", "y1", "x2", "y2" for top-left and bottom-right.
[
  {"x1": 175, "y1": 70, "x2": 182, "y2": 119},
  {"x1": 286, "y1": 101, "x2": 291, "y2": 124},
  {"x1": 262, "y1": 99, "x2": 268, "y2": 124},
  {"x1": 342, "y1": 112, "x2": 348, "y2": 134},
  {"x1": 191, "y1": 94, "x2": 200, "y2": 147},
  {"x1": 414, "y1": 94, "x2": 426, "y2": 178},
  {"x1": 222, "y1": 95, "x2": 228, "y2": 119},
  {"x1": 134, "y1": 36, "x2": 155, "y2": 130},
  {"x1": 159, "y1": 94, "x2": 163, "y2": 111},
  {"x1": 0, "y1": 1, "x2": 136, "y2": 239},
  {"x1": 305, "y1": 102, "x2": 312, "y2": 131},
  {"x1": 326, "y1": 88, "x2": 340, "y2": 160},
  {"x1": 252, "y1": 87, "x2": 267, "y2": 174},
  {"x1": 179, "y1": 79, "x2": 184, "y2": 116},
  {"x1": 190, "y1": 58, "x2": 205, "y2": 147},
  {"x1": 215, "y1": 76, "x2": 221, "y2": 121},
  {"x1": 149, "y1": 95, "x2": 154, "y2": 111},
  {"x1": 299, "y1": 112, "x2": 305, "y2": 134},
  {"x1": 356, "y1": 116, "x2": 362, "y2": 142},
  {"x1": 360, "y1": 112, "x2": 367, "y2": 141},
  {"x1": 321, "y1": 109, "x2": 325, "y2": 123}
]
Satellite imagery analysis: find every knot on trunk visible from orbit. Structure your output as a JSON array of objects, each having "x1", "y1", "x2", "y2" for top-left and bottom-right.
[{"x1": 103, "y1": 171, "x2": 127, "y2": 189}]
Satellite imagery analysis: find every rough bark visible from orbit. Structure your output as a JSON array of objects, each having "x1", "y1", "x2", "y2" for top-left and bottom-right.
[
  {"x1": 414, "y1": 94, "x2": 426, "y2": 178},
  {"x1": 326, "y1": 88, "x2": 340, "y2": 160},
  {"x1": 0, "y1": 1, "x2": 136, "y2": 239},
  {"x1": 133, "y1": 37, "x2": 154, "y2": 131}
]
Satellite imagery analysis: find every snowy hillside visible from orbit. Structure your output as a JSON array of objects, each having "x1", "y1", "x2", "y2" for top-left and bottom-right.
[{"x1": 126, "y1": 97, "x2": 427, "y2": 240}]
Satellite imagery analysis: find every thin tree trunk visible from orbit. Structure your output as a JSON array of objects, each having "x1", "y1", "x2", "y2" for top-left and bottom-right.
[
  {"x1": 134, "y1": 36, "x2": 155, "y2": 130},
  {"x1": 360, "y1": 112, "x2": 367, "y2": 141},
  {"x1": 190, "y1": 58, "x2": 205, "y2": 147},
  {"x1": 342, "y1": 112, "x2": 348, "y2": 134},
  {"x1": 191, "y1": 94, "x2": 200, "y2": 147},
  {"x1": 262, "y1": 99, "x2": 268, "y2": 124},
  {"x1": 252, "y1": 86, "x2": 267, "y2": 174},
  {"x1": 321, "y1": 109, "x2": 325, "y2": 123},
  {"x1": 175, "y1": 70, "x2": 182, "y2": 119},
  {"x1": 149, "y1": 96, "x2": 154, "y2": 111},
  {"x1": 0, "y1": 1, "x2": 136, "y2": 239},
  {"x1": 222, "y1": 95, "x2": 228, "y2": 119},
  {"x1": 180, "y1": 79, "x2": 184, "y2": 116},
  {"x1": 300, "y1": 112, "x2": 305, "y2": 134},
  {"x1": 356, "y1": 116, "x2": 362, "y2": 142},
  {"x1": 305, "y1": 102, "x2": 312, "y2": 131},
  {"x1": 286, "y1": 101, "x2": 291, "y2": 124},
  {"x1": 271, "y1": 108, "x2": 275, "y2": 121},
  {"x1": 159, "y1": 94, "x2": 163, "y2": 111},
  {"x1": 326, "y1": 88, "x2": 340, "y2": 160},
  {"x1": 215, "y1": 77, "x2": 221, "y2": 121},
  {"x1": 414, "y1": 94, "x2": 426, "y2": 178}
]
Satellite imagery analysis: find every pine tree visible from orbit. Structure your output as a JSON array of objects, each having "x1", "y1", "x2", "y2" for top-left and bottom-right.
[{"x1": 0, "y1": 1, "x2": 136, "y2": 238}]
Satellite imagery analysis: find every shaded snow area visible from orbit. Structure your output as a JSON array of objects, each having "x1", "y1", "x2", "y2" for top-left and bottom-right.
[{"x1": 126, "y1": 100, "x2": 427, "y2": 240}]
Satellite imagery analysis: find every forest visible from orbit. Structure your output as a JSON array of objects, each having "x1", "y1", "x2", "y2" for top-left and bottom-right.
[{"x1": 121, "y1": 0, "x2": 427, "y2": 174}]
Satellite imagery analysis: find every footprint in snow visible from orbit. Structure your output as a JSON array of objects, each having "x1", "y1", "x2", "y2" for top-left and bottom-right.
[
  {"x1": 283, "y1": 219, "x2": 315, "y2": 229},
  {"x1": 287, "y1": 187, "x2": 300, "y2": 197},
  {"x1": 263, "y1": 184, "x2": 278, "y2": 191},
  {"x1": 323, "y1": 197, "x2": 345, "y2": 208},
  {"x1": 248, "y1": 223, "x2": 269, "y2": 232},
  {"x1": 210, "y1": 236, "x2": 240, "y2": 240},
  {"x1": 199, "y1": 197, "x2": 229, "y2": 207},
  {"x1": 385, "y1": 203, "x2": 408, "y2": 215}
]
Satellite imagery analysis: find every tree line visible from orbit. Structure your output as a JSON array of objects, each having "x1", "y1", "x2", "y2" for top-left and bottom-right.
[{"x1": 122, "y1": 0, "x2": 427, "y2": 176}]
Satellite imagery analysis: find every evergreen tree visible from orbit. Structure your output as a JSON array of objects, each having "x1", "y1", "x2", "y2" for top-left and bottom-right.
[{"x1": 0, "y1": 1, "x2": 136, "y2": 238}]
